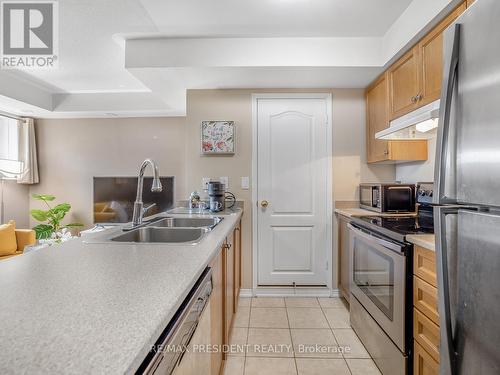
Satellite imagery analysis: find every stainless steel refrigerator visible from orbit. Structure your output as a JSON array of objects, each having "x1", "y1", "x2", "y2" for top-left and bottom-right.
[{"x1": 434, "y1": 0, "x2": 500, "y2": 374}]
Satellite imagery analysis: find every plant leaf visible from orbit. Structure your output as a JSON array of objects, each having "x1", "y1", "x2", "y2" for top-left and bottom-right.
[
  {"x1": 33, "y1": 224, "x2": 54, "y2": 239},
  {"x1": 30, "y1": 209, "x2": 48, "y2": 222},
  {"x1": 53, "y1": 203, "x2": 71, "y2": 213},
  {"x1": 32, "y1": 194, "x2": 56, "y2": 201}
]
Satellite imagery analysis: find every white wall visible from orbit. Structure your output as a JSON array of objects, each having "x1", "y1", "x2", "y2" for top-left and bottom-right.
[
  {"x1": 3, "y1": 180, "x2": 30, "y2": 227},
  {"x1": 30, "y1": 117, "x2": 186, "y2": 228},
  {"x1": 396, "y1": 136, "x2": 437, "y2": 183}
]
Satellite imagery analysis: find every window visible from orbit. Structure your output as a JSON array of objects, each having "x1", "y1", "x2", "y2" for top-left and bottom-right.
[{"x1": 0, "y1": 116, "x2": 19, "y2": 161}]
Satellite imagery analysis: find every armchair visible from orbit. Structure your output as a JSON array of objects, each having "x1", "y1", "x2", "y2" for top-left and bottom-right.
[{"x1": 0, "y1": 220, "x2": 36, "y2": 260}]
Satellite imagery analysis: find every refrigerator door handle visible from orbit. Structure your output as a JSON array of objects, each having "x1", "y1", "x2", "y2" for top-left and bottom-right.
[
  {"x1": 434, "y1": 24, "x2": 461, "y2": 205},
  {"x1": 435, "y1": 205, "x2": 477, "y2": 375},
  {"x1": 435, "y1": 205, "x2": 457, "y2": 375}
]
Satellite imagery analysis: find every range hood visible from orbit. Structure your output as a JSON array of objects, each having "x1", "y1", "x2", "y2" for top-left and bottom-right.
[{"x1": 375, "y1": 100, "x2": 440, "y2": 140}]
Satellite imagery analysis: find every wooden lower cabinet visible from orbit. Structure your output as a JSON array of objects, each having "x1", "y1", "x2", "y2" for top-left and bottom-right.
[
  {"x1": 413, "y1": 276, "x2": 439, "y2": 325},
  {"x1": 224, "y1": 233, "x2": 235, "y2": 347},
  {"x1": 414, "y1": 246, "x2": 437, "y2": 287},
  {"x1": 414, "y1": 341, "x2": 440, "y2": 375},
  {"x1": 413, "y1": 245, "x2": 440, "y2": 374},
  {"x1": 233, "y1": 222, "x2": 242, "y2": 310},
  {"x1": 337, "y1": 214, "x2": 351, "y2": 301},
  {"x1": 414, "y1": 309, "x2": 440, "y2": 362}
]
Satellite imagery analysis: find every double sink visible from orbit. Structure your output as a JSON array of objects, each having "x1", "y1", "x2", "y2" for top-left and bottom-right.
[{"x1": 110, "y1": 217, "x2": 222, "y2": 244}]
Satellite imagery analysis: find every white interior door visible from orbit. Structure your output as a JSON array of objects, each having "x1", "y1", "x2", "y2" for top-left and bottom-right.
[{"x1": 254, "y1": 95, "x2": 331, "y2": 286}]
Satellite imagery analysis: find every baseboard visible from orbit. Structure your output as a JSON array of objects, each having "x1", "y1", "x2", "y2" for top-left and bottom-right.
[
  {"x1": 239, "y1": 289, "x2": 253, "y2": 298},
  {"x1": 330, "y1": 289, "x2": 341, "y2": 297},
  {"x1": 240, "y1": 288, "x2": 341, "y2": 298}
]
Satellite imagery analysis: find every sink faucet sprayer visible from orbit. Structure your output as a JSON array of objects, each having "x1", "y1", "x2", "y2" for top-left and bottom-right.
[{"x1": 132, "y1": 159, "x2": 162, "y2": 226}]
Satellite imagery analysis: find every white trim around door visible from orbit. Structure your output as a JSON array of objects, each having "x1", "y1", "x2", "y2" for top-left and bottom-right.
[{"x1": 251, "y1": 93, "x2": 333, "y2": 295}]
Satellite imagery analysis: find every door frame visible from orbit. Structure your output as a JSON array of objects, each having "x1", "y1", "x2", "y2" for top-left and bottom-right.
[{"x1": 251, "y1": 93, "x2": 333, "y2": 295}]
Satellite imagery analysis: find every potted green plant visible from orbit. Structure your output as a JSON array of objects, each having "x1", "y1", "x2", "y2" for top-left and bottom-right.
[{"x1": 30, "y1": 194, "x2": 83, "y2": 244}]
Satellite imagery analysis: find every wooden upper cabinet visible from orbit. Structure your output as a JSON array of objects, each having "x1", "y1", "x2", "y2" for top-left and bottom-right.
[
  {"x1": 366, "y1": 73, "x2": 390, "y2": 163},
  {"x1": 418, "y1": 3, "x2": 467, "y2": 107},
  {"x1": 388, "y1": 47, "x2": 421, "y2": 120},
  {"x1": 387, "y1": 2, "x2": 467, "y2": 120},
  {"x1": 366, "y1": 73, "x2": 428, "y2": 163}
]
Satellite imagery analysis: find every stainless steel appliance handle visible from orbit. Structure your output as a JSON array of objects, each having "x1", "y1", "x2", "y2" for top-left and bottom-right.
[
  {"x1": 347, "y1": 223, "x2": 403, "y2": 253},
  {"x1": 435, "y1": 205, "x2": 477, "y2": 375},
  {"x1": 387, "y1": 186, "x2": 412, "y2": 190},
  {"x1": 434, "y1": 206, "x2": 456, "y2": 375},
  {"x1": 434, "y1": 24, "x2": 461, "y2": 205}
]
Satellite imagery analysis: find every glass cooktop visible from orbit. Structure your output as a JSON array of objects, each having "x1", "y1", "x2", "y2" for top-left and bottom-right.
[{"x1": 357, "y1": 215, "x2": 434, "y2": 236}]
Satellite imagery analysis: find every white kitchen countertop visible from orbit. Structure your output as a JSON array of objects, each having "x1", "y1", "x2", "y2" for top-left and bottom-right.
[
  {"x1": 406, "y1": 234, "x2": 436, "y2": 251},
  {"x1": 0, "y1": 209, "x2": 242, "y2": 374}
]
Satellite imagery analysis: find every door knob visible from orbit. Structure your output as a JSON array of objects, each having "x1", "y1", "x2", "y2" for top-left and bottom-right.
[{"x1": 261, "y1": 200, "x2": 269, "y2": 208}]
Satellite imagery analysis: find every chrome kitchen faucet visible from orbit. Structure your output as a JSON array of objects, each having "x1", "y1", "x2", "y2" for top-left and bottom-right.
[{"x1": 131, "y1": 159, "x2": 162, "y2": 226}]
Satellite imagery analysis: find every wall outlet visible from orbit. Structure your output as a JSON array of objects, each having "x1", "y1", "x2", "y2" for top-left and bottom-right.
[
  {"x1": 219, "y1": 176, "x2": 229, "y2": 190},
  {"x1": 241, "y1": 176, "x2": 249, "y2": 190},
  {"x1": 202, "y1": 177, "x2": 211, "y2": 191}
]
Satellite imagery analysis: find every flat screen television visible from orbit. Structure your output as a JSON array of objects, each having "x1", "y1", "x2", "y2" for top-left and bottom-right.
[{"x1": 93, "y1": 176, "x2": 174, "y2": 224}]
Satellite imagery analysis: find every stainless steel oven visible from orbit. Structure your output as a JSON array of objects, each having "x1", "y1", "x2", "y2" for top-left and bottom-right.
[{"x1": 348, "y1": 222, "x2": 411, "y2": 375}]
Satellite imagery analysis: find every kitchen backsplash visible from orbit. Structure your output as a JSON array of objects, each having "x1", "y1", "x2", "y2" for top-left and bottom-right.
[{"x1": 395, "y1": 137, "x2": 436, "y2": 184}]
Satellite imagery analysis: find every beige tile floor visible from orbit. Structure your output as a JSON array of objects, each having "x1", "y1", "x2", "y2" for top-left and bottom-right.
[{"x1": 223, "y1": 297, "x2": 381, "y2": 375}]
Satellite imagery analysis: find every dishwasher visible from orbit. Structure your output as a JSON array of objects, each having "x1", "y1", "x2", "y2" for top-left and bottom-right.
[{"x1": 137, "y1": 268, "x2": 212, "y2": 375}]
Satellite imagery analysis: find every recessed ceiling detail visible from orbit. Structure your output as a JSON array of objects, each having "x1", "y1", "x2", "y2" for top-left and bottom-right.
[{"x1": 0, "y1": 0, "x2": 458, "y2": 118}]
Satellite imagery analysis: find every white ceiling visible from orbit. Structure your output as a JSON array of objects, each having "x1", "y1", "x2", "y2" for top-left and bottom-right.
[
  {"x1": 139, "y1": 0, "x2": 412, "y2": 37},
  {"x1": 0, "y1": 0, "x2": 460, "y2": 117},
  {"x1": 21, "y1": 0, "x2": 157, "y2": 94}
]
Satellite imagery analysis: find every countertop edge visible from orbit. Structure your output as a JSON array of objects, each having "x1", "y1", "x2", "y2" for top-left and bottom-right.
[{"x1": 406, "y1": 234, "x2": 436, "y2": 252}]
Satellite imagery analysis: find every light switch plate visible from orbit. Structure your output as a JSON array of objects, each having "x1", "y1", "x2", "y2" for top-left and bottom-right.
[
  {"x1": 202, "y1": 177, "x2": 210, "y2": 191},
  {"x1": 241, "y1": 176, "x2": 249, "y2": 190},
  {"x1": 219, "y1": 176, "x2": 229, "y2": 189}
]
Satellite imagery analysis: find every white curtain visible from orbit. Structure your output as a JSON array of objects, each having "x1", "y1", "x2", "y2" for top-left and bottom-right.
[{"x1": 17, "y1": 118, "x2": 39, "y2": 185}]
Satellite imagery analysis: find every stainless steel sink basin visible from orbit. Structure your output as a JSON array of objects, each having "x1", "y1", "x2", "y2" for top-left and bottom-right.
[
  {"x1": 110, "y1": 227, "x2": 206, "y2": 244},
  {"x1": 151, "y1": 217, "x2": 222, "y2": 229}
]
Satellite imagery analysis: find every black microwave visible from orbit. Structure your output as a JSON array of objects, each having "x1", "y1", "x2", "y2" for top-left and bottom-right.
[{"x1": 359, "y1": 183, "x2": 416, "y2": 213}]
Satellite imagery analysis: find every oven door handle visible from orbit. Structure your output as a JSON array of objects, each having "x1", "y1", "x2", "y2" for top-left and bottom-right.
[
  {"x1": 387, "y1": 186, "x2": 412, "y2": 190},
  {"x1": 347, "y1": 223, "x2": 404, "y2": 253}
]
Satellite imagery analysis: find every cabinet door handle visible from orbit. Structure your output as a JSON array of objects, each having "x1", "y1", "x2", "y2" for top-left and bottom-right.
[
  {"x1": 411, "y1": 96, "x2": 417, "y2": 103},
  {"x1": 417, "y1": 93, "x2": 423, "y2": 101},
  {"x1": 384, "y1": 150, "x2": 389, "y2": 155}
]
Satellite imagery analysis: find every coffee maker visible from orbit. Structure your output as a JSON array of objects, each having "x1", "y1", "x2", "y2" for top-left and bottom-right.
[{"x1": 207, "y1": 181, "x2": 235, "y2": 212}]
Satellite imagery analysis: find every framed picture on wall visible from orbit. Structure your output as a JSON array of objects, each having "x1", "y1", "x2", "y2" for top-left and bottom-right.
[{"x1": 201, "y1": 121, "x2": 235, "y2": 155}]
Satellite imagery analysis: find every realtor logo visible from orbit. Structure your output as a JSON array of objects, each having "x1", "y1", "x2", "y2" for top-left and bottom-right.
[{"x1": 1, "y1": 0, "x2": 58, "y2": 69}]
